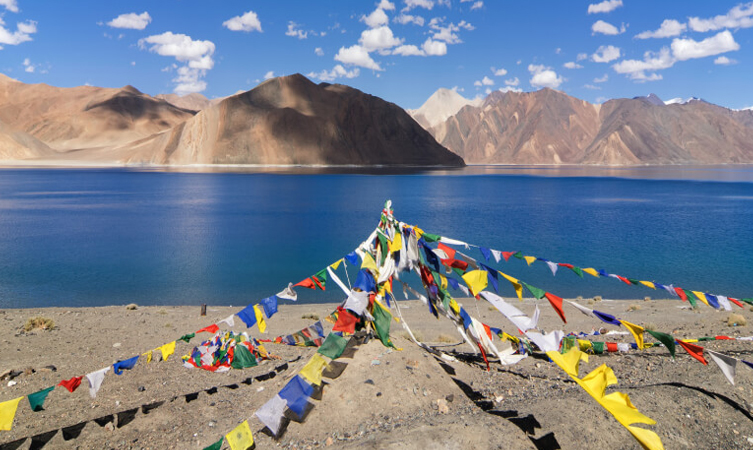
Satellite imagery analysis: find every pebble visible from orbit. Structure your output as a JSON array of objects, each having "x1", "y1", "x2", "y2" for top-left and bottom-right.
[
  {"x1": 113, "y1": 343, "x2": 121, "y2": 348},
  {"x1": 325, "y1": 437, "x2": 333, "y2": 446},
  {"x1": 436, "y1": 398, "x2": 449, "y2": 414}
]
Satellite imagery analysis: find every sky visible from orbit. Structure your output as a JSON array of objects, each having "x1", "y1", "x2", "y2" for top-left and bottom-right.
[{"x1": 2, "y1": 0, "x2": 753, "y2": 110}]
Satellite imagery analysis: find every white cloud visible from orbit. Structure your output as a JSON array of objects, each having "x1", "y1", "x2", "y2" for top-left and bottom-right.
[
  {"x1": 528, "y1": 64, "x2": 563, "y2": 89},
  {"x1": 378, "y1": 0, "x2": 396, "y2": 10},
  {"x1": 315, "y1": 47, "x2": 324, "y2": 56},
  {"x1": 23, "y1": 57, "x2": 34, "y2": 72},
  {"x1": 223, "y1": 11, "x2": 262, "y2": 33},
  {"x1": 491, "y1": 67, "x2": 507, "y2": 76},
  {"x1": 499, "y1": 86, "x2": 522, "y2": 93},
  {"x1": 584, "y1": 84, "x2": 601, "y2": 90},
  {"x1": 563, "y1": 61, "x2": 583, "y2": 69},
  {"x1": 429, "y1": 19, "x2": 473, "y2": 44},
  {"x1": 576, "y1": 53, "x2": 588, "y2": 61},
  {"x1": 470, "y1": 1, "x2": 483, "y2": 10},
  {"x1": 308, "y1": 65, "x2": 360, "y2": 82},
  {"x1": 334, "y1": 44, "x2": 382, "y2": 70},
  {"x1": 263, "y1": 71, "x2": 274, "y2": 80},
  {"x1": 107, "y1": 12, "x2": 152, "y2": 30},
  {"x1": 362, "y1": 8, "x2": 390, "y2": 28},
  {"x1": 594, "y1": 74, "x2": 608, "y2": 83},
  {"x1": 0, "y1": 0, "x2": 18, "y2": 13},
  {"x1": 403, "y1": 0, "x2": 434, "y2": 11},
  {"x1": 592, "y1": 45, "x2": 621, "y2": 63},
  {"x1": 285, "y1": 21, "x2": 308, "y2": 39},
  {"x1": 394, "y1": 14, "x2": 425, "y2": 26},
  {"x1": 587, "y1": 0, "x2": 622, "y2": 14},
  {"x1": 636, "y1": 19, "x2": 686, "y2": 39},
  {"x1": 359, "y1": 25, "x2": 403, "y2": 51},
  {"x1": 671, "y1": 30, "x2": 739, "y2": 61},
  {"x1": 592, "y1": 20, "x2": 625, "y2": 35},
  {"x1": 689, "y1": 3, "x2": 753, "y2": 32},
  {"x1": 130, "y1": 61, "x2": 136, "y2": 66},
  {"x1": 504, "y1": 77, "x2": 520, "y2": 86},
  {"x1": 421, "y1": 37, "x2": 447, "y2": 55},
  {"x1": 474, "y1": 76, "x2": 494, "y2": 86},
  {"x1": 0, "y1": 18, "x2": 37, "y2": 46},
  {"x1": 392, "y1": 44, "x2": 424, "y2": 56},
  {"x1": 138, "y1": 32, "x2": 216, "y2": 94},
  {"x1": 612, "y1": 47, "x2": 673, "y2": 81},
  {"x1": 451, "y1": 86, "x2": 464, "y2": 93},
  {"x1": 714, "y1": 55, "x2": 737, "y2": 65}
]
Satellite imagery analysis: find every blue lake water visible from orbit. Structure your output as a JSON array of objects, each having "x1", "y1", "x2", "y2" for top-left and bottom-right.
[{"x1": 1, "y1": 166, "x2": 752, "y2": 308}]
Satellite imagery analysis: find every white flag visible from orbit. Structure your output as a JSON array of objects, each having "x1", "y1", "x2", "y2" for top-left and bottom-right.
[
  {"x1": 545, "y1": 261, "x2": 559, "y2": 276},
  {"x1": 218, "y1": 315, "x2": 235, "y2": 327},
  {"x1": 490, "y1": 249, "x2": 502, "y2": 263},
  {"x1": 708, "y1": 350, "x2": 737, "y2": 385},
  {"x1": 276, "y1": 282, "x2": 298, "y2": 301},
  {"x1": 255, "y1": 394, "x2": 287, "y2": 436},
  {"x1": 86, "y1": 367, "x2": 110, "y2": 398}
]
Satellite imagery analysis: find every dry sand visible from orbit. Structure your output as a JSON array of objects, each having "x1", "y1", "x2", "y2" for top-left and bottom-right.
[{"x1": 1, "y1": 298, "x2": 753, "y2": 450}]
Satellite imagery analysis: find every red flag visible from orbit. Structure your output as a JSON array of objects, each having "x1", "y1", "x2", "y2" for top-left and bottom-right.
[
  {"x1": 606, "y1": 342, "x2": 618, "y2": 352},
  {"x1": 312, "y1": 276, "x2": 325, "y2": 290},
  {"x1": 437, "y1": 242, "x2": 456, "y2": 259},
  {"x1": 729, "y1": 297, "x2": 745, "y2": 308},
  {"x1": 544, "y1": 292, "x2": 567, "y2": 323},
  {"x1": 294, "y1": 278, "x2": 317, "y2": 289},
  {"x1": 441, "y1": 258, "x2": 468, "y2": 271},
  {"x1": 615, "y1": 275, "x2": 632, "y2": 285},
  {"x1": 677, "y1": 340, "x2": 708, "y2": 365},
  {"x1": 197, "y1": 324, "x2": 219, "y2": 334},
  {"x1": 502, "y1": 251, "x2": 515, "y2": 261},
  {"x1": 58, "y1": 376, "x2": 83, "y2": 393},
  {"x1": 715, "y1": 336, "x2": 733, "y2": 340},
  {"x1": 477, "y1": 342, "x2": 490, "y2": 372},
  {"x1": 332, "y1": 307, "x2": 358, "y2": 334},
  {"x1": 557, "y1": 263, "x2": 574, "y2": 269},
  {"x1": 482, "y1": 323, "x2": 493, "y2": 341},
  {"x1": 674, "y1": 287, "x2": 688, "y2": 301}
]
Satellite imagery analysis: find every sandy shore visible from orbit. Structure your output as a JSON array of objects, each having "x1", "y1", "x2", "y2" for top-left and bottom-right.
[{"x1": 1, "y1": 298, "x2": 753, "y2": 449}]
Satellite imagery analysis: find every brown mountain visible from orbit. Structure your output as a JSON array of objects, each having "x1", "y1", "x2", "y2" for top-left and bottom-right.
[
  {"x1": 107, "y1": 74, "x2": 464, "y2": 166},
  {"x1": 0, "y1": 118, "x2": 55, "y2": 160},
  {"x1": 0, "y1": 74, "x2": 195, "y2": 152},
  {"x1": 428, "y1": 89, "x2": 753, "y2": 165},
  {"x1": 155, "y1": 93, "x2": 223, "y2": 112}
]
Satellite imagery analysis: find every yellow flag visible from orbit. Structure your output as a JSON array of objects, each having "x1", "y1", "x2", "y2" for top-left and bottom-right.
[
  {"x1": 142, "y1": 350, "x2": 153, "y2": 363},
  {"x1": 501, "y1": 332, "x2": 519, "y2": 344},
  {"x1": 330, "y1": 259, "x2": 343, "y2": 270},
  {"x1": 449, "y1": 298, "x2": 460, "y2": 315},
  {"x1": 300, "y1": 353, "x2": 329, "y2": 386},
  {"x1": 619, "y1": 320, "x2": 645, "y2": 350},
  {"x1": 254, "y1": 305, "x2": 266, "y2": 333},
  {"x1": 159, "y1": 341, "x2": 176, "y2": 361},
  {"x1": 692, "y1": 291, "x2": 710, "y2": 306},
  {"x1": 499, "y1": 271, "x2": 523, "y2": 300},
  {"x1": 225, "y1": 420, "x2": 254, "y2": 450},
  {"x1": 547, "y1": 347, "x2": 588, "y2": 378},
  {"x1": 439, "y1": 274, "x2": 448, "y2": 290},
  {"x1": 583, "y1": 268, "x2": 600, "y2": 278},
  {"x1": 389, "y1": 232, "x2": 402, "y2": 253},
  {"x1": 639, "y1": 281, "x2": 656, "y2": 289},
  {"x1": 524, "y1": 256, "x2": 536, "y2": 266},
  {"x1": 0, "y1": 397, "x2": 23, "y2": 431},
  {"x1": 578, "y1": 339, "x2": 594, "y2": 352},
  {"x1": 361, "y1": 252, "x2": 378, "y2": 271},
  {"x1": 461, "y1": 270, "x2": 488, "y2": 296}
]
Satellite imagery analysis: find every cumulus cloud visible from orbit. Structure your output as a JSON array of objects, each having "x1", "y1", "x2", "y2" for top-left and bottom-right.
[
  {"x1": 263, "y1": 71, "x2": 275, "y2": 80},
  {"x1": 592, "y1": 20, "x2": 625, "y2": 35},
  {"x1": 594, "y1": 74, "x2": 608, "y2": 83},
  {"x1": 359, "y1": 25, "x2": 403, "y2": 51},
  {"x1": 362, "y1": 8, "x2": 390, "y2": 28},
  {"x1": 688, "y1": 3, "x2": 753, "y2": 32},
  {"x1": 465, "y1": 1, "x2": 483, "y2": 9},
  {"x1": 139, "y1": 32, "x2": 215, "y2": 94},
  {"x1": 592, "y1": 45, "x2": 621, "y2": 62},
  {"x1": 671, "y1": 30, "x2": 739, "y2": 60},
  {"x1": 491, "y1": 67, "x2": 507, "y2": 76},
  {"x1": 587, "y1": 0, "x2": 622, "y2": 14},
  {"x1": 576, "y1": 53, "x2": 588, "y2": 61},
  {"x1": 334, "y1": 44, "x2": 382, "y2": 70},
  {"x1": 394, "y1": 14, "x2": 425, "y2": 26},
  {"x1": 285, "y1": 22, "x2": 308, "y2": 39},
  {"x1": 223, "y1": 11, "x2": 262, "y2": 33},
  {"x1": 499, "y1": 86, "x2": 523, "y2": 93},
  {"x1": 421, "y1": 37, "x2": 447, "y2": 55},
  {"x1": 528, "y1": 64, "x2": 563, "y2": 89},
  {"x1": 429, "y1": 19, "x2": 473, "y2": 44},
  {"x1": 107, "y1": 12, "x2": 152, "y2": 30},
  {"x1": 315, "y1": 47, "x2": 324, "y2": 56},
  {"x1": 0, "y1": 0, "x2": 18, "y2": 13},
  {"x1": 714, "y1": 55, "x2": 737, "y2": 65},
  {"x1": 403, "y1": 0, "x2": 434, "y2": 11},
  {"x1": 635, "y1": 19, "x2": 686, "y2": 39},
  {"x1": 378, "y1": 0, "x2": 396, "y2": 10},
  {"x1": 23, "y1": 57, "x2": 34, "y2": 72},
  {"x1": 474, "y1": 76, "x2": 494, "y2": 87},
  {"x1": 392, "y1": 44, "x2": 424, "y2": 56},
  {"x1": 612, "y1": 47, "x2": 673, "y2": 81},
  {"x1": 308, "y1": 65, "x2": 360, "y2": 82},
  {"x1": 584, "y1": 84, "x2": 601, "y2": 90},
  {"x1": 563, "y1": 61, "x2": 583, "y2": 69},
  {"x1": 0, "y1": 18, "x2": 37, "y2": 47},
  {"x1": 504, "y1": 77, "x2": 520, "y2": 86}
]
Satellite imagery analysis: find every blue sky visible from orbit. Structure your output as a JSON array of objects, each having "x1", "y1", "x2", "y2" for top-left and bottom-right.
[{"x1": 2, "y1": 0, "x2": 752, "y2": 109}]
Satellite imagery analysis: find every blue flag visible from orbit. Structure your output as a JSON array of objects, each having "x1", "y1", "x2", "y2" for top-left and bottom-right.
[
  {"x1": 354, "y1": 269, "x2": 376, "y2": 293},
  {"x1": 260, "y1": 296, "x2": 278, "y2": 318},
  {"x1": 479, "y1": 247, "x2": 491, "y2": 261},
  {"x1": 593, "y1": 309, "x2": 622, "y2": 326},
  {"x1": 344, "y1": 251, "x2": 359, "y2": 266},
  {"x1": 279, "y1": 375, "x2": 313, "y2": 418},
  {"x1": 236, "y1": 304, "x2": 257, "y2": 328},
  {"x1": 113, "y1": 356, "x2": 139, "y2": 375},
  {"x1": 705, "y1": 294, "x2": 720, "y2": 309},
  {"x1": 459, "y1": 307, "x2": 472, "y2": 330},
  {"x1": 447, "y1": 277, "x2": 459, "y2": 290}
]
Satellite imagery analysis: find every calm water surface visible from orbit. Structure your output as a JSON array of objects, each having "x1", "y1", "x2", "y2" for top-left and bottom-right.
[{"x1": 1, "y1": 166, "x2": 752, "y2": 308}]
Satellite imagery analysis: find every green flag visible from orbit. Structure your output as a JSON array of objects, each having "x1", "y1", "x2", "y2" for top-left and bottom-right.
[
  {"x1": 314, "y1": 268, "x2": 328, "y2": 289},
  {"x1": 231, "y1": 345, "x2": 258, "y2": 369},
  {"x1": 178, "y1": 333, "x2": 195, "y2": 343},
  {"x1": 592, "y1": 342, "x2": 605, "y2": 354},
  {"x1": 683, "y1": 289, "x2": 698, "y2": 307},
  {"x1": 570, "y1": 266, "x2": 584, "y2": 278},
  {"x1": 522, "y1": 282, "x2": 546, "y2": 299},
  {"x1": 318, "y1": 333, "x2": 348, "y2": 360},
  {"x1": 627, "y1": 278, "x2": 641, "y2": 285},
  {"x1": 27, "y1": 386, "x2": 54, "y2": 412},
  {"x1": 512, "y1": 251, "x2": 523, "y2": 260},
  {"x1": 560, "y1": 336, "x2": 577, "y2": 354},
  {"x1": 421, "y1": 232, "x2": 440, "y2": 243},
  {"x1": 372, "y1": 303, "x2": 395, "y2": 348},
  {"x1": 741, "y1": 298, "x2": 753, "y2": 305},
  {"x1": 647, "y1": 330, "x2": 675, "y2": 357},
  {"x1": 202, "y1": 437, "x2": 223, "y2": 450}
]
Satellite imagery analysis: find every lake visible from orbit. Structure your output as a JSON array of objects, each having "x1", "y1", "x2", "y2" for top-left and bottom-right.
[{"x1": 1, "y1": 166, "x2": 752, "y2": 308}]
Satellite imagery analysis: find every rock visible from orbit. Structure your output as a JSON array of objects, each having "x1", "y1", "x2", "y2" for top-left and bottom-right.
[
  {"x1": 126, "y1": 304, "x2": 138, "y2": 310},
  {"x1": 138, "y1": 386, "x2": 146, "y2": 392},
  {"x1": 436, "y1": 398, "x2": 449, "y2": 414},
  {"x1": 445, "y1": 394, "x2": 454, "y2": 403},
  {"x1": 113, "y1": 343, "x2": 121, "y2": 348},
  {"x1": 105, "y1": 422, "x2": 114, "y2": 432},
  {"x1": 364, "y1": 379, "x2": 375, "y2": 385},
  {"x1": 325, "y1": 437, "x2": 333, "y2": 446}
]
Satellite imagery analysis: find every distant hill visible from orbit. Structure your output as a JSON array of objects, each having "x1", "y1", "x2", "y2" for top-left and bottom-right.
[
  {"x1": 155, "y1": 93, "x2": 223, "y2": 112},
  {"x1": 107, "y1": 74, "x2": 464, "y2": 166},
  {"x1": 423, "y1": 88, "x2": 753, "y2": 165},
  {"x1": 0, "y1": 118, "x2": 55, "y2": 160},
  {"x1": 408, "y1": 88, "x2": 481, "y2": 130}
]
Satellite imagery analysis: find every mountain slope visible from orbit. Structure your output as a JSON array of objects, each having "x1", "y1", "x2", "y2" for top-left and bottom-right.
[
  {"x1": 0, "y1": 118, "x2": 55, "y2": 160},
  {"x1": 409, "y1": 88, "x2": 481, "y2": 129}
]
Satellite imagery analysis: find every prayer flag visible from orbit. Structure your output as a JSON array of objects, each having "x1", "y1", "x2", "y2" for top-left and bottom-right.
[
  {"x1": 276, "y1": 283, "x2": 298, "y2": 301},
  {"x1": 27, "y1": 387, "x2": 54, "y2": 412},
  {"x1": 360, "y1": 252, "x2": 378, "y2": 271},
  {"x1": 86, "y1": 367, "x2": 110, "y2": 398},
  {"x1": 225, "y1": 420, "x2": 254, "y2": 450},
  {"x1": 279, "y1": 375, "x2": 314, "y2": 419},
  {"x1": 502, "y1": 251, "x2": 516, "y2": 261},
  {"x1": 524, "y1": 256, "x2": 536, "y2": 266},
  {"x1": 318, "y1": 333, "x2": 348, "y2": 359},
  {"x1": 236, "y1": 305, "x2": 257, "y2": 328},
  {"x1": 231, "y1": 344, "x2": 257, "y2": 369},
  {"x1": 677, "y1": 340, "x2": 707, "y2": 365},
  {"x1": 354, "y1": 269, "x2": 376, "y2": 293},
  {"x1": 708, "y1": 351, "x2": 737, "y2": 385},
  {"x1": 254, "y1": 305, "x2": 266, "y2": 333},
  {"x1": 255, "y1": 394, "x2": 287, "y2": 436},
  {"x1": 344, "y1": 290, "x2": 369, "y2": 315},
  {"x1": 143, "y1": 350, "x2": 153, "y2": 363},
  {"x1": 179, "y1": 333, "x2": 195, "y2": 343},
  {"x1": 197, "y1": 324, "x2": 220, "y2": 334},
  {"x1": 499, "y1": 272, "x2": 523, "y2": 300},
  {"x1": 219, "y1": 315, "x2": 235, "y2": 328},
  {"x1": 544, "y1": 292, "x2": 567, "y2": 323},
  {"x1": 332, "y1": 307, "x2": 358, "y2": 334},
  {"x1": 372, "y1": 301, "x2": 396, "y2": 348},
  {"x1": 159, "y1": 341, "x2": 176, "y2": 361},
  {"x1": 682, "y1": 289, "x2": 699, "y2": 307},
  {"x1": 704, "y1": 294, "x2": 720, "y2": 309},
  {"x1": 314, "y1": 268, "x2": 328, "y2": 290},
  {"x1": 260, "y1": 296, "x2": 278, "y2": 318},
  {"x1": 294, "y1": 278, "x2": 317, "y2": 289},
  {"x1": 647, "y1": 330, "x2": 675, "y2": 357},
  {"x1": 639, "y1": 280, "x2": 656, "y2": 289},
  {"x1": 462, "y1": 270, "x2": 488, "y2": 296},
  {"x1": 593, "y1": 310, "x2": 622, "y2": 326},
  {"x1": 583, "y1": 268, "x2": 600, "y2": 278},
  {"x1": 345, "y1": 250, "x2": 359, "y2": 266},
  {"x1": 437, "y1": 242, "x2": 456, "y2": 259},
  {"x1": 491, "y1": 249, "x2": 502, "y2": 263},
  {"x1": 522, "y1": 282, "x2": 546, "y2": 300},
  {"x1": 389, "y1": 233, "x2": 402, "y2": 253},
  {"x1": 0, "y1": 397, "x2": 23, "y2": 431},
  {"x1": 330, "y1": 259, "x2": 343, "y2": 270},
  {"x1": 479, "y1": 247, "x2": 492, "y2": 261},
  {"x1": 203, "y1": 438, "x2": 224, "y2": 450},
  {"x1": 729, "y1": 297, "x2": 745, "y2": 308},
  {"x1": 619, "y1": 320, "x2": 645, "y2": 349},
  {"x1": 58, "y1": 376, "x2": 83, "y2": 392},
  {"x1": 715, "y1": 295, "x2": 732, "y2": 311},
  {"x1": 422, "y1": 232, "x2": 440, "y2": 243},
  {"x1": 300, "y1": 353, "x2": 329, "y2": 386},
  {"x1": 692, "y1": 291, "x2": 710, "y2": 307},
  {"x1": 546, "y1": 261, "x2": 559, "y2": 276},
  {"x1": 113, "y1": 356, "x2": 139, "y2": 375}
]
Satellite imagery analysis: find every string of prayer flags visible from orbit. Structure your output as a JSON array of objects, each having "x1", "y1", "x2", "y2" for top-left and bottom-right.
[
  {"x1": 58, "y1": 376, "x2": 83, "y2": 393},
  {"x1": 677, "y1": 340, "x2": 707, "y2": 365},
  {"x1": 225, "y1": 420, "x2": 254, "y2": 450},
  {"x1": 27, "y1": 387, "x2": 54, "y2": 412},
  {"x1": 0, "y1": 397, "x2": 23, "y2": 431},
  {"x1": 197, "y1": 324, "x2": 220, "y2": 334},
  {"x1": 86, "y1": 367, "x2": 110, "y2": 398},
  {"x1": 619, "y1": 320, "x2": 645, "y2": 350},
  {"x1": 647, "y1": 330, "x2": 676, "y2": 357},
  {"x1": 550, "y1": 348, "x2": 665, "y2": 450}
]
